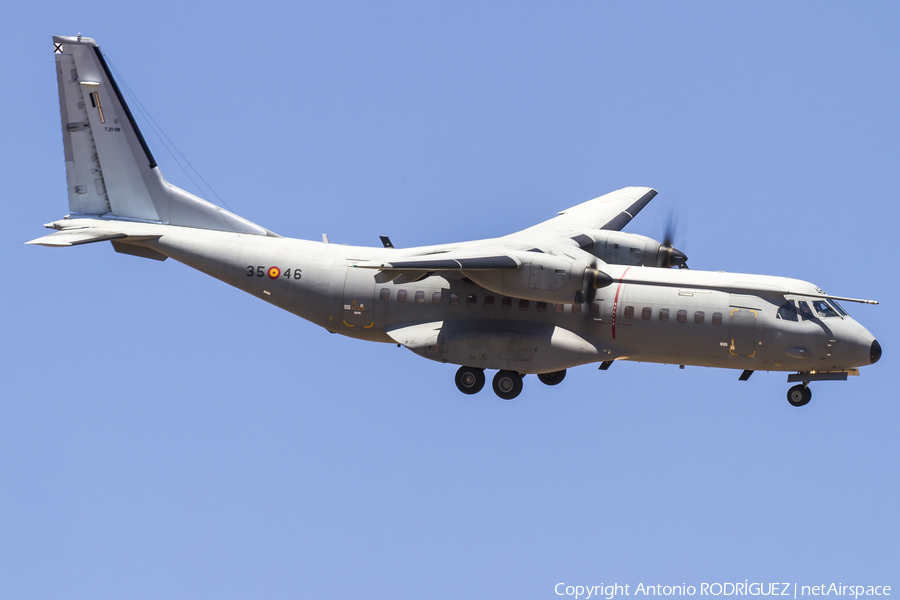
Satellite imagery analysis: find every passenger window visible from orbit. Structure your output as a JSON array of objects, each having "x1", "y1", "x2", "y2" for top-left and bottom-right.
[
  {"x1": 812, "y1": 300, "x2": 839, "y2": 318},
  {"x1": 659, "y1": 308, "x2": 669, "y2": 321},
  {"x1": 555, "y1": 303, "x2": 565, "y2": 313},
  {"x1": 537, "y1": 301, "x2": 547, "y2": 313},
  {"x1": 712, "y1": 312, "x2": 722, "y2": 325},
  {"x1": 397, "y1": 289, "x2": 408, "y2": 302},
  {"x1": 572, "y1": 303, "x2": 582, "y2": 315},
  {"x1": 641, "y1": 307, "x2": 652, "y2": 320},
  {"x1": 415, "y1": 291, "x2": 425, "y2": 303},
  {"x1": 433, "y1": 292, "x2": 442, "y2": 305},
  {"x1": 624, "y1": 306, "x2": 634, "y2": 319},
  {"x1": 695, "y1": 311, "x2": 705, "y2": 324},
  {"x1": 677, "y1": 310, "x2": 687, "y2": 323},
  {"x1": 519, "y1": 299, "x2": 529, "y2": 311},
  {"x1": 590, "y1": 303, "x2": 600, "y2": 317},
  {"x1": 501, "y1": 297, "x2": 512, "y2": 309},
  {"x1": 449, "y1": 293, "x2": 459, "y2": 306},
  {"x1": 484, "y1": 296, "x2": 495, "y2": 308},
  {"x1": 379, "y1": 288, "x2": 390, "y2": 301},
  {"x1": 467, "y1": 294, "x2": 477, "y2": 307}
]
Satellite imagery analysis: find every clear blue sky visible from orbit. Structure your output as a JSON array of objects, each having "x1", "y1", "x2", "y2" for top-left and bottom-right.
[{"x1": 4, "y1": 2, "x2": 898, "y2": 598}]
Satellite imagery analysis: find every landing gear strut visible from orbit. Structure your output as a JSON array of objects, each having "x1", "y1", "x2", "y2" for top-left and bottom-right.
[
  {"x1": 492, "y1": 370, "x2": 523, "y2": 400},
  {"x1": 787, "y1": 384, "x2": 812, "y2": 407},
  {"x1": 455, "y1": 366, "x2": 485, "y2": 395},
  {"x1": 537, "y1": 369, "x2": 567, "y2": 386}
]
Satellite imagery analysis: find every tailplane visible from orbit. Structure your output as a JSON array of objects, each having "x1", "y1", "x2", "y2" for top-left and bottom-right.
[{"x1": 49, "y1": 35, "x2": 271, "y2": 235}]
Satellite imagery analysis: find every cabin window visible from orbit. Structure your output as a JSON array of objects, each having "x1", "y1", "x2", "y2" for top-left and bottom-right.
[
  {"x1": 433, "y1": 292, "x2": 442, "y2": 305},
  {"x1": 590, "y1": 303, "x2": 600, "y2": 317},
  {"x1": 641, "y1": 307, "x2": 652, "y2": 320},
  {"x1": 777, "y1": 300, "x2": 798, "y2": 322},
  {"x1": 537, "y1": 301, "x2": 547, "y2": 313},
  {"x1": 415, "y1": 291, "x2": 425, "y2": 303},
  {"x1": 397, "y1": 290, "x2": 408, "y2": 302},
  {"x1": 659, "y1": 308, "x2": 669, "y2": 321},
  {"x1": 379, "y1": 288, "x2": 390, "y2": 301},
  {"x1": 484, "y1": 296, "x2": 495, "y2": 308},
  {"x1": 519, "y1": 299, "x2": 529, "y2": 311},
  {"x1": 572, "y1": 303, "x2": 582, "y2": 315},
  {"x1": 712, "y1": 312, "x2": 723, "y2": 325},
  {"x1": 467, "y1": 294, "x2": 477, "y2": 307},
  {"x1": 624, "y1": 306, "x2": 634, "y2": 319},
  {"x1": 501, "y1": 297, "x2": 512, "y2": 309},
  {"x1": 449, "y1": 293, "x2": 459, "y2": 306},
  {"x1": 695, "y1": 311, "x2": 705, "y2": 324},
  {"x1": 555, "y1": 303, "x2": 565, "y2": 313},
  {"x1": 677, "y1": 310, "x2": 687, "y2": 323}
]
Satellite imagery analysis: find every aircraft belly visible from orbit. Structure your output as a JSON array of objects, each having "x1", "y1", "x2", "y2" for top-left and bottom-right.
[{"x1": 387, "y1": 319, "x2": 601, "y2": 373}]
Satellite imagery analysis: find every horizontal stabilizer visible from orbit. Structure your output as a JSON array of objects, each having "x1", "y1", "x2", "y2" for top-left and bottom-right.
[{"x1": 26, "y1": 228, "x2": 127, "y2": 246}]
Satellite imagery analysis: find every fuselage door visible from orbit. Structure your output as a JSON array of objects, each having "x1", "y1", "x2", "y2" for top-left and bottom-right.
[
  {"x1": 728, "y1": 308, "x2": 758, "y2": 356},
  {"x1": 342, "y1": 266, "x2": 375, "y2": 328}
]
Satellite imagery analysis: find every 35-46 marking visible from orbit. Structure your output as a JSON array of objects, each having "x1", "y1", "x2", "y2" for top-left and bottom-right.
[{"x1": 246, "y1": 265, "x2": 302, "y2": 280}]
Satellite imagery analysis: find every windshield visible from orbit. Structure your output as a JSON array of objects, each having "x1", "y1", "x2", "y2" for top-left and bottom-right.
[
  {"x1": 811, "y1": 300, "x2": 840, "y2": 318},
  {"x1": 830, "y1": 299, "x2": 849, "y2": 317}
]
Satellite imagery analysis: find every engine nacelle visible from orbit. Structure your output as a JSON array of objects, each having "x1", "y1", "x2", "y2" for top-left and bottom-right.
[
  {"x1": 573, "y1": 230, "x2": 686, "y2": 268},
  {"x1": 461, "y1": 251, "x2": 612, "y2": 304}
]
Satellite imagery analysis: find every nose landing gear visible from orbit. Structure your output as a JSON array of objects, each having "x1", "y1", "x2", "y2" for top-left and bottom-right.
[{"x1": 787, "y1": 384, "x2": 812, "y2": 407}]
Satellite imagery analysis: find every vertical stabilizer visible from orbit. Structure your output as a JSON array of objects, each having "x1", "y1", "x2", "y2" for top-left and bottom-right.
[{"x1": 52, "y1": 35, "x2": 271, "y2": 235}]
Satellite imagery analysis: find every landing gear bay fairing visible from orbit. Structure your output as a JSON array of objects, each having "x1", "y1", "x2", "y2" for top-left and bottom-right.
[{"x1": 31, "y1": 36, "x2": 882, "y2": 405}]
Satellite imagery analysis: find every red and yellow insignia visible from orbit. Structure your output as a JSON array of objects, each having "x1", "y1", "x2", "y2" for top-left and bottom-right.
[{"x1": 267, "y1": 266, "x2": 281, "y2": 279}]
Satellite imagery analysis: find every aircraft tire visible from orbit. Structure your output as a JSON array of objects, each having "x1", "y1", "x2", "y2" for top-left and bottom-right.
[
  {"x1": 492, "y1": 370, "x2": 523, "y2": 400},
  {"x1": 455, "y1": 366, "x2": 485, "y2": 395},
  {"x1": 537, "y1": 369, "x2": 567, "y2": 386},
  {"x1": 787, "y1": 384, "x2": 812, "y2": 407}
]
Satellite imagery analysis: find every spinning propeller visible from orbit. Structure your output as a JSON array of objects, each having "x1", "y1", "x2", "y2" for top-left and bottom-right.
[{"x1": 658, "y1": 215, "x2": 689, "y2": 269}]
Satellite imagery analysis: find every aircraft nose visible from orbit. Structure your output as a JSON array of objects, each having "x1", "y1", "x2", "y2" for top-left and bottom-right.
[{"x1": 871, "y1": 339, "x2": 882, "y2": 364}]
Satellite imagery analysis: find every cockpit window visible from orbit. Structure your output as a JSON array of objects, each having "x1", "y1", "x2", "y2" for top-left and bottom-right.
[
  {"x1": 798, "y1": 301, "x2": 815, "y2": 321},
  {"x1": 777, "y1": 300, "x2": 799, "y2": 322},
  {"x1": 812, "y1": 300, "x2": 840, "y2": 318},
  {"x1": 830, "y1": 299, "x2": 849, "y2": 317}
]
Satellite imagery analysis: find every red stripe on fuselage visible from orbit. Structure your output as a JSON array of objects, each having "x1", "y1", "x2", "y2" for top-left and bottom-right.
[{"x1": 611, "y1": 267, "x2": 632, "y2": 340}]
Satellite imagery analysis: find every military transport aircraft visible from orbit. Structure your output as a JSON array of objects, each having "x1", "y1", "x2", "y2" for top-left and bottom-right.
[{"x1": 30, "y1": 35, "x2": 882, "y2": 406}]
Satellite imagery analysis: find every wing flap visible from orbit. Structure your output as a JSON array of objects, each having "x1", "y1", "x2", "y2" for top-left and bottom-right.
[{"x1": 354, "y1": 255, "x2": 520, "y2": 271}]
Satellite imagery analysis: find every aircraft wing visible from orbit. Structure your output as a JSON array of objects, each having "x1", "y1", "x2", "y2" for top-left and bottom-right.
[
  {"x1": 355, "y1": 186, "x2": 657, "y2": 285},
  {"x1": 509, "y1": 186, "x2": 657, "y2": 240}
]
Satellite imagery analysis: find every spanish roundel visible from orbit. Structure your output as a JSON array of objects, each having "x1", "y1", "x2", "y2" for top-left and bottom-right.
[{"x1": 267, "y1": 266, "x2": 281, "y2": 279}]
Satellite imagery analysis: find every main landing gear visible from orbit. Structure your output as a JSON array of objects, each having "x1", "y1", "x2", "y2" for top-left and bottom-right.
[
  {"x1": 787, "y1": 384, "x2": 812, "y2": 407},
  {"x1": 454, "y1": 366, "x2": 567, "y2": 400}
]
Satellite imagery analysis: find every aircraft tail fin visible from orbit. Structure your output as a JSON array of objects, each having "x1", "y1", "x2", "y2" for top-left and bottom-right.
[{"x1": 52, "y1": 35, "x2": 272, "y2": 235}]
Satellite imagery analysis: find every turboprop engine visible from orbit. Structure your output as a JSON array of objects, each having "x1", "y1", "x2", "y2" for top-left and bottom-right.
[
  {"x1": 572, "y1": 229, "x2": 689, "y2": 269},
  {"x1": 460, "y1": 249, "x2": 613, "y2": 305}
]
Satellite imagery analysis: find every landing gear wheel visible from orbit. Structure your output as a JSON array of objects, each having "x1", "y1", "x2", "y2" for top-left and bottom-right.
[
  {"x1": 787, "y1": 384, "x2": 812, "y2": 407},
  {"x1": 455, "y1": 366, "x2": 485, "y2": 395},
  {"x1": 537, "y1": 369, "x2": 567, "y2": 386},
  {"x1": 492, "y1": 370, "x2": 523, "y2": 400}
]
